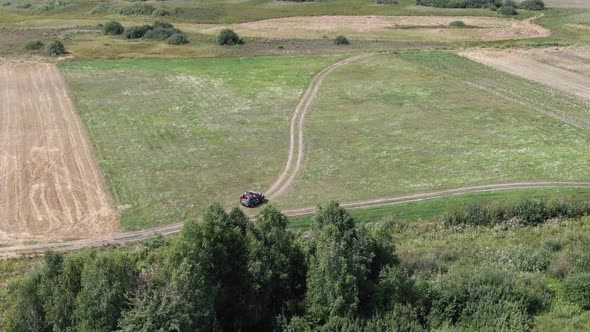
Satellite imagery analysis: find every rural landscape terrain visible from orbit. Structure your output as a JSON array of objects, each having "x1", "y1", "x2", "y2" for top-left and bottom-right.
[{"x1": 2, "y1": 0, "x2": 590, "y2": 331}]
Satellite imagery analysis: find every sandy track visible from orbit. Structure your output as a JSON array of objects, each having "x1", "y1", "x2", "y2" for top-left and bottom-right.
[
  {"x1": 2, "y1": 181, "x2": 590, "y2": 258},
  {"x1": 0, "y1": 63, "x2": 118, "y2": 244},
  {"x1": 266, "y1": 54, "x2": 372, "y2": 199},
  {"x1": 460, "y1": 49, "x2": 590, "y2": 101}
]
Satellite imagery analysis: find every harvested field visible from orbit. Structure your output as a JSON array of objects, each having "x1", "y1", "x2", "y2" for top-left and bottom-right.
[
  {"x1": 545, "y1": 0, "x2": 590, "y2": 8},
  {"x1": 0, "y1": 64, "x2": 118, "y2": 243},
  {"x1": 460, "y1": 48, "x2": 590, "y2": 101},
  {"x1": 193, "y1": 15, "x2": 549, "y2": 41}
]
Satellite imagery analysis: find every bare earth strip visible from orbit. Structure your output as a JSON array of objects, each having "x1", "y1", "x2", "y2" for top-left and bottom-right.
[
  {"x1": 460, "y1": 49, "x2": 590, "y2": 101},
  {"x1": 191, "y1": 15, "x2": 549, "y2": 41},
  {"x1": 0, "y1": 63, "x2": 118, "y2": 244},
  {"x1": 1, "y1": 182, "x2": 590, "y2": 258}
]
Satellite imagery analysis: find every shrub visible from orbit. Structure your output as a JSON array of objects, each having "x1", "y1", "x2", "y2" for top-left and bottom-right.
[
  {"x1": 519, "y1": 0, "x2": 544, "y2": 10},
  {"x1": 376, "y1": 0, "x2": 400, "y2": 4},
  {"x1": 152, "y1": 8, "x2": 170, "y2": 16},
  {"x1": 334, "y1": 35, "x2": 350, "y2": 45},
  {"x1": 144, "y1": 27, "x2": 176, "y2": 40},
  {"x1": 2, "y1": 1, "x2": 11, "y2": 6},
  {"x1": 118, "y1": 3, "x2": 154, "y2": 16},
  {"x1": 563, "y1": 273, "x2": 590, "y2": 309},
  {"x1": 416, "y1": 0, "x2": 493, "y2": 8},
  {"x1": 24, "y1": 39, "x2": 44, "y2": 50},
  {"x1": 16, "y1": 3, "x2": 31, "y2": 8},
  {"x1": 449, "y1": 20, "x2": 466, "y2": 27},
  {"x1": 125, "y1": 25, "x2": 152, "y2": 39},
  {"x1": 217, "y1": 29, "x2": 242, "y2": 46},
  {"x1": 101, "y1": 21, "x2": 124, "y2": 35},
  {"x1": 167, "y1": 33, "x2": 189, "y2": 45},
  {"x1": 47, "y1": 40, "x2": 65, "y2": 56},
  {"x1": 498, "y1": 5, "x2": 518, "y2": 15}
]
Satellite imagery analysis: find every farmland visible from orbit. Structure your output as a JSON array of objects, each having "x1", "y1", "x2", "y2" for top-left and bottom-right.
[
  {"x1": 60, "y1": 55, "x2": 341, "y2": 230},
  {"x1": 277, "y1": 52, "x2": 590, "y2": 207},
  {"x1": 0, "y1": 63, "x2": 117, "y2": 244}
]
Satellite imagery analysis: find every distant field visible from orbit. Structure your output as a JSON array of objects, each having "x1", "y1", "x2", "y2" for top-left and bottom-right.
[
  {"x1": 278, "y1": 52, "x2": 590, "y2": 208},
  {"x1": 460, "y1": 47, "x2": 590, "y2": 100},
  {"x1": 61, "y1": 55, "x2": 341, "y2": 230},
  {"x1": 545, "y1": 0, "x2": 590, "y2": 8}
]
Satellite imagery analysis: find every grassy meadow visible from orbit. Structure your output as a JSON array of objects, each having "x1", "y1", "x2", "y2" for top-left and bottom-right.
[
  {"x1": 61, "y1": 55, "x2": 343, "y2": 230},
  {"x1": 279, "y1": 52, "x2": 590, "y2": 208}
]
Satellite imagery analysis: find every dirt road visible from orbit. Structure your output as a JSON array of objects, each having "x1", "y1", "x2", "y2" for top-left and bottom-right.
[
  {"x1": 2, "y1": 181, "x2": 589, "y2": 258},
  {"x1": 460, "y1": 49, "x2": 590, "y2": 101},
  {"x1": 0, "y1": 64, "x2": 118, "y2": 243},
  {"x1": 266, "y1": 54, "x2": 372, "y2": 199}
]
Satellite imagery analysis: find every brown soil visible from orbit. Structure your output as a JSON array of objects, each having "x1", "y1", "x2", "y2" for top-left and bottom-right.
[
  {"x1": 0, "y1": 63, "x2": 119, "y2": 244},
  {"x1": 194, "y1": 15, "x2": 549, "y2": 41},
  {"x1": 460, "y1": 48, "x2": 590, "y2": 101}
]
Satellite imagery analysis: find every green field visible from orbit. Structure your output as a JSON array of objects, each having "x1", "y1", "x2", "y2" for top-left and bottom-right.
[
  {"x1": 279, "y1": 52, "x2": 590, "y2": 208},
  {"x1": 288, "y1": 187, "x2": 590, "y2": 229},
  {"x1": 61, "y1": 55, "x2": 342, "y2": 230}
]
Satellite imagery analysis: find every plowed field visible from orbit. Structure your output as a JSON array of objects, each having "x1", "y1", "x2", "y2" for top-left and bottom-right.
[{"x1": 0, "y1": 64, "x2": 118, "y2": 243}]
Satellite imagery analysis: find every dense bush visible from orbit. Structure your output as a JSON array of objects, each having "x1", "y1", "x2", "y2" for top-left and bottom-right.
[
  {"x1": 125, "y1": 25, "x2": 152, "y2": 39},
  {"x1": 563, "y1": 273, "x2": 590, "y2": 309},
  {"x1": 152, "y1": 8, "x2": 170, "y2": 16},
  {"x1": 334, "y1": 35, "x2": 350, "y2": 45},
  {"x1": 24, "y1": 39, "x2": 44, "y2": 50},
  {"x1": 376, "y1": 0, "x2": 400, "y2": 4},
  {"x1": 498, "y1": 5, "x2": 518, "y2": 14},
  {"x1": 519, "y1": 0, "x2": 544, "y2": 10},
  {"x1": 449, "y1": 20, "x2": 466, "y2": 27},
  {"x1": 167, "y1": 33, "x2": 189, "y2": 45},
  {"x1": 442, "y1": 198, "x2": 590, "y2": 227},
  {"x1": 217, "y1": 28, "x2": 243, "y2": 46},
  {"x1": 47, "y1": 40, "x2": 65, "y2": 56},
  {"x1": 416, "y1": 0, "x2": 495, "y2": 8},
  {"x1": 430, "y1": 269, "x2": 547, "y2": 330},
  {"x1": 2, "y1": 1, "x2": 11, "y2": 6},
  {"x1": 125, "y1": 22, "x2": 187, "y2": 43},
  {"x1": 101, "y1": 21, "x2": 124, "y2": 35},
  {"x1": 118, "y1": 3, "x2": 154, "y2": 16},
  {"x1": 16, "y1": 3, "x2": 31, "y2": 8}
]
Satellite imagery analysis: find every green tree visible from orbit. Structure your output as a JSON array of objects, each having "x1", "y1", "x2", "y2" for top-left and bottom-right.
[
  {"x1": 101, "y1": 21, "x2": 124, "y2": 35},
  {"x1": 75, "y1": 253, "x2": 130, "y2": 331},
  {"x1": 5, "y1": 272, "x2": 48, "y2": 332},
  {"x1": 45, "y1": 252, "x2": 86, "y2": 331},
  {"x1": 47, "y1": 40, "x2": 65, "y2": 56},
  {"x1": 306, "y1": 202, "x2": 375, "y2": 324},
  {"x1": 247, "y1": 206, "x2": 307, "y2": 327},
  {"x1": 217, "y1": 29, "x2": 243, "y2": 45}
]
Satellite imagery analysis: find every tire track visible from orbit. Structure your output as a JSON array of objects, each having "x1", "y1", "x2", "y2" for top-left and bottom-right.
[
  {"x1": 2, "y1": 181, "x2": 590, "y2": 258},
  {"x1": 266, "y1": 54, "x2": 372, "y2": 199}
]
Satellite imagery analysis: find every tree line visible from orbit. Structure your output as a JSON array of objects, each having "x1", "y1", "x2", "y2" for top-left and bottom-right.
[{"x1": 3, "y1": 200, "x2": 589, "y2": 331}]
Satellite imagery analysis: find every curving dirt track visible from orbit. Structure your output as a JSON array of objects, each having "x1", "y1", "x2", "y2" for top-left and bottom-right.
[
  {"x1": 0, "y1": 63, "x2": 118, "y2": 244},
  {"x1": 266, "y1": 54, "x2": 372, "y2": 199}
]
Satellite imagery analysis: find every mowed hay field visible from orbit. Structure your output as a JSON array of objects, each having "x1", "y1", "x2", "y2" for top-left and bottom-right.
[
  {"x1": 0, "y1": 64, "x2": 118, "y2": 243},
  {"x1": 190, "y1": 15, "x2": 549, "y2": 42},
  {"x1": 277, "y1": 52, "x2": 590, "y2": 208},
  {"x1": 61, "y1": 55, "x2": 342, "y2": 230},
  {"x1": 460, "y1": 48, "x2": 590, "y2": 100}
]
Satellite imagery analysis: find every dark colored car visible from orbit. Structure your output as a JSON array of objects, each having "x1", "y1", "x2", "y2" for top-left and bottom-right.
[{"x1": 240, "y1": 191, "x2": 265, "y2": 208}]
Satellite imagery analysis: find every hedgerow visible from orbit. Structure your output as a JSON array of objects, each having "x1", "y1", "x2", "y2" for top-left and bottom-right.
[
  {"x1": 125, "y1": 21, "x2": 188, "y2": 44},
  {"x1": 119, "y1": 3, "x2": 154, "y2": 16},
  {"x1": 441, "y1": 198, "x2": 590, "y2": 227}
]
